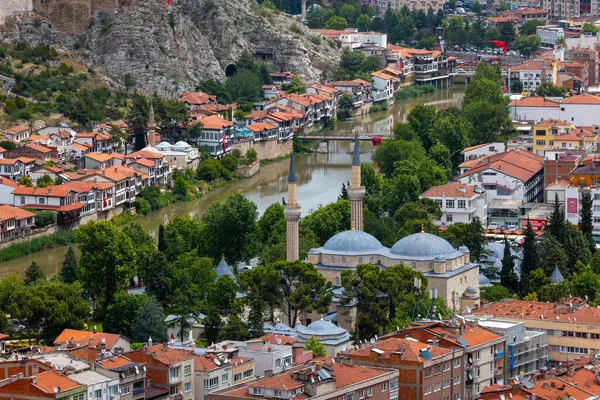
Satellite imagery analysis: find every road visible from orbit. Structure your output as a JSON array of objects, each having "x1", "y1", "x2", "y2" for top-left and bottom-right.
[{"x1": 445, "y1": 50, "x2": 527, "y2": 65}]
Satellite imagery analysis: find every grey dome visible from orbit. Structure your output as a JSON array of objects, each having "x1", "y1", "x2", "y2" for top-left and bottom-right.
[
  {"x1": 390, "y1": 232, "x2": 457, "y2": 258},
  {"x1": 175, "y1": 141, "x2": 191, "y2": 148},
  {"x1": 479, "y1": 273, "x2": 492, "y2": 287},
  {"x1": 216, "y1": 258, "x2": 236, "y2": 281},
  {"x1": 465, "y1": 285, "x2": 477, "y2": 293},
  {"x1": 156, "y1": 141, "x2": 172, "y2": 149},
  {"x1": 322, "y1": 230, "x2": 383, "y2": 254},
  {"x1": 459, "y1": 246, "x2": 470, "y2": 253},
  {"x1": 434, "y1": 256, "x2": 446, "y2": 262},
  {"x1": 297, "y1": 319, "x2": 346, "y2": 336}
]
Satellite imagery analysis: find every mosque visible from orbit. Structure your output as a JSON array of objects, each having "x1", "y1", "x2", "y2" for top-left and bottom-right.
[{"x1": 284, "y1": 138, "x2": 481, "y2": 331}]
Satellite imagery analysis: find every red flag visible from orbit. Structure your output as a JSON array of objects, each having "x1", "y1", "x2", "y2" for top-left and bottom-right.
[
  {"x1": 171, "y1": 333, "x2": 175, "y2": 340},
  {"x1": 222, "y1": 135, "x2": 227, "y2": 153},
  {"x1": 488, "y1": 40, "x2": 507, "y2": 54},
  {"x1": 168, "y1": 0, "x2": 172, "y2": 4}
]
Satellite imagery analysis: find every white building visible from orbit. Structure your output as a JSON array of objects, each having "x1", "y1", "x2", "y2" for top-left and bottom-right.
[
  {"x1": 236, "y1": 339, "x2": 293, "y2": 377},
  {"x1": 71, "y1": 370, "x2": 121, "y2": 400},
  {"x1": 536, "y1": 25, "x2": 564, "y2": 47},
  {"x1": 510, "y1": 60, "x2": 556, "y2": 93},
  {"x1": 510, "y1": 94, "x2": 600, "y2": 125},
  {"x1": 462, "y1": 143, "x2": 507, "y2": 162},
  {"x1": 155, "y1": 141, "x2": 200, "y2": 170},
  {"x1": 420, "y1": 183, "x2": 488, "y2": 226}
]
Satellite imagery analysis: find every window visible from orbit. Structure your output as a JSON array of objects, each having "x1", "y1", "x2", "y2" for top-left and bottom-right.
[
  {"x1": 425, "y1": 386, "x2": 432, "y2": 395},
  {"x1": 424, "y1": 368, "x2": 432, "y2": 378},
  {"x1": 535, "y1": 140, "x2": 546, "y2": 146},
  {"x1": 475, "y1": 367, "x2": 480, "y2": 378},
  {"x1": 108, "y1": 386, "x2": 119, "y2": 397},
  {"x1": 367, "y1": 388, "x2": 372, "y2": 397},
  {"x1": 222, "y1": 374, "x2": 228, "y2": 383},
  {"x1": 72, "y1": 394, "x2": 84, "y2": 400},
  {"x1": 95, "y1": 389, "x2": 102, "y2": 400},
  {"x1": 446, "y1": 215, "x2": 453, "y2": 223},
  {"x1": 275, "y1": 358, "x2": 281, "y2": 369},
  {"x1": 243, "y1": 370, "x2": 253, "y2": 379},
  {"x1": 446, "y1": 199, "x2": 455, "y2": 208},
  {"x1": 444, "y1": 361, "x2": 450, "y2": 371},
  {"x1": 381, "y1": 383, "x2": 386, "y2": 392},
  {"x1": 390, "y1": 397, "x2": 398, "y2": 400},
  {"x1": 454, "y1": 358, "x2": 461, "y2": 368},
  {"x1": 458, "y1": 200, "x2": 466, "y2": 209},
  {"x1": 453, "y1": 376, "x2": 461, "y2": 385},
  {"x1": 234, "y1": 373, "x2": 242, "y2": 382},
  {"x1": 390, "y1": 378, "x2": 398, "y2": 391},
  {"x1": 453, "y1": 394, "x2": 460, "y2": 400},
  {"x1": 38, "y1": 198, "x2": 45, "y2": 204},
  {"x1": 121, "y1": 385, "x2": 130, "y2": 395},
  {"x1": 184, "y1": 383, "x2": 191, "y2": 393},
  {"x1": 253, "y1": 388, "x2": 263, "y2": 395},
  {"x1": 20, "y1": 196, "x2": 24, "y2": 205},
  {"x1": 490, "y1": 363, "x2": 493, "y2": 373},
  {"x1": 358, "y1": 389, "x2": 365, "y2": 399},
  {"x1": 275, "y1": 390, "x2": 283, "y2": 398},
  {"x1": 443, "y1": 379, "x2": 450, "y2": 388},
  {"x1": 184, "y1": 365, "x2": 192, "y2": 376},
  {"x1": 434, "y1": 383, "x2": 441, "y2": 392},
  {"x1": 475, "y1": 350, "x2": 480, "y2": 360},
  {"x1": 347, "y1": 393, "x2": 356, "y2": 400},
  {"x1": 204, "y1": 377, "x2": 219, "y2": 388},
  {"x1": 170, "y1": 367, "x2": 181, "y2": 381},
  {"x1": 436, "y1": 199, "x2": 443, "y2": 208}
]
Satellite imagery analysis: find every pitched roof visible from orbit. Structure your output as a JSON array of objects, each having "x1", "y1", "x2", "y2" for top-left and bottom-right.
[
  {"x1": 558, "y1": 368, "x2": 600, "y2": 396},
  {"x1": 198, "y1": 115, "x2": 234, "y2": 130},
  {"x1": 256, "y1": 333, "x2": 298, "y2": 346},
  {"x1": 0, "y1": 177, "x2": 18, "y2": 188},
  {"x1": 125, "y1": 149, "x2": 164, "y2": 160},
  {"x1": 458, "y1": 149, "x2": 544, "y2": 182},
  {"x1": 5, "y1": 124, "x2": 30, "y2": 135},
  {"x1": 179, "y1": 91, "x2": 211, "y2": 105},
  {"x1": 509, "y1": 97, "x2": 560, "y2": 108},
  {"x1": 99, "y1": 355, "x2": 138, "y2": 370},
  {"x1": 249, "y1": 374, "x2": 305, "y2": 390},
  {"x1": 429, "y1": 325, "x2": 503, "y2": 348},
  {"x1": 12, "y1": 186, "x2": 73, "y2": 197},
  {"x1": 131, "y1": 158, "x2": 156, "y2": 168},
  {"x1": 85, "y1": 153, "x2": 115, "y2": 162},
  {"x1": 0, "y1": 205, "x2": 35, "y2": 221},
  {"x1": 128, "y1": 344, "x2": 193, "y2": 365},
  {"x1": 421, "y1": 182, "x2": 480, "y2": 198},
  {"x1": 54, "y1": 328, "x2": 123, "y2": 349},
  {"x1": 61, "y1": 181, "x2": 115, "y2": 193},
  {"x1": 247, "y1": 122, "x2": 278, "y2": 132},
  {"x1": 535, "y1": 119, "x2": 571, "y2": 127},
  {"x1": 349, "y1": 337, "x2": 451, "y2": 362},
  {"x1": 0, "y1": 157, "x2": 36, "y2": 165},
  {"x1": 474, "y1": 298, "x2": 600, "y2": 324},
  {"x1": 35, "y1": 370, "x2": 82, "y2": 393},
  {"x1": 561, "y1": 94, "x2": 600, "y2": 104}
]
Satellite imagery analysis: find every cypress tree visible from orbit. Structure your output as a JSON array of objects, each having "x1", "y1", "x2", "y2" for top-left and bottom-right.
[
  {"x1": 580, "y1": 191, "x2": 595, "y2": 255},
  {"x1": 60, "y1": 247, "x2": 78, "y2": 284},
  {"x1": 500, "y1": 238, "x2": 519, "y2": 293},
  {"x1": 157, "y1": 224, "x2": 166, "y2": 252},
  {"x1": 24, "y1": 262, "x2": 45, "y2": 285},
  {"x1": 520, "y1": 219, "x2": 537, "y2": 295},
  {"x1": 547, "y1": 193, "x2": 565, "y2": 242}
]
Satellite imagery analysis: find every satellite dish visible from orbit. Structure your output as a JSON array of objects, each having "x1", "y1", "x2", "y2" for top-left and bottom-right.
[
  {"x1": 53, "y1": 387, "x2": 60, "y2": 394},
  {"x1": 342, "y1": 346, "x2": 347, "y2": 352},
  {"x1": 240, "y1": 358, "x2": 243, "y2": 363},
  {"x1": 134, "y1": 366, "x2": 139, "y2": 374},
  {"x1": 370, "y1": 338, "x2": 375, "y2": 345},
  {"x1": 374, "y1": 335, "x2": 378, "y2": 341},
  {"x1": 101, "y1": 337, "x2": 106, "y2": 344},
  {"x1": 466, "y1": 306, "x2": 471, "y2": 314},
  {"x1": 311, "y1": 377, "x2": 315, "y2": 383},
  {"x1": 214, "y1": 359, "x2": 221, "y2": 366},
  {"x1": 143, "y1": 366, "x2": 146, "y2": 372}
]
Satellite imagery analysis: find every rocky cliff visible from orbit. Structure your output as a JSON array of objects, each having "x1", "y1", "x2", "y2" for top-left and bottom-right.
[{"x1": 0, "y1": 0, "x2": 341, "y2": 97}]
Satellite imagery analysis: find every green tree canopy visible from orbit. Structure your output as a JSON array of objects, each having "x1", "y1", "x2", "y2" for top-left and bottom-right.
[
  {"x1": 60, "y1": 247, "x2": 78, "y2": 284},
  {"x1": 24, "y1": 262, "x2": 45, "y2": 285},
  {"x1": 132, "y1": 296, "x2": 168, "y2": 343},
  {"x1": 104, "y1": 292, "x2": 148, "y2": 339},
  {"x1": 305, "y1": 335, "x2": 327, "y2": 357}
]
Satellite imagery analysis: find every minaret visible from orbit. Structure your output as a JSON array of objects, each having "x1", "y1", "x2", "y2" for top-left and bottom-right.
[
  {"x1": 284, "y1": 155, "x2": 301, "y2": 261},
  {"x1": 348, "y1": 135, "x2": 365, "y2": 231},
  {"x1": 147, "y1": 102, "x2": 156, "y2": 148},
  {"x1": 301, "y1": 0, "x2": 307, "y2": 22}
]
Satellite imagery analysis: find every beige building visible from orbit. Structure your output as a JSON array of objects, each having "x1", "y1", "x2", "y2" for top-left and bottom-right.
[
  {"x1": 308, "y1": 230, "x2": 480, "y2": 311},
  {"x1": 194, "y1": 354, "x2": 255, "y2": 400},
  {"x1": 474, "y1": 297, "x2": 596, "y2": 362}
]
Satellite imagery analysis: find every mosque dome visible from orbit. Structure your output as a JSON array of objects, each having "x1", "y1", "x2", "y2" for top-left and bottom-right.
[
  {"x1": 465, "y1": 286, "x2": 477, "y2": 294},
  {"x1": 156, "y1": 141, "x2": 172, "y2": 149},
  {"x1": 479, "y1": 273, "x2": 492, "y2": 287},
  {"x1": 459, "y1": 246, "x2": 470, "y2": 253},
  {"x1": 390, "y1": 232, "x2": 458, "y2": 259},
  {"x1": 321, "y1": 230, "x2": 384, "y2": 254},
  {"x1": 434, "y1": 256, "x2": 446, "y2": 262},
  {"x1": 174, "y1": 141, "x2": 191, "y2": 149},
  {"x1": 141, "y1": 145, "x2": 161, "y2": 153},
  {"x1": 297, "y1": 319, "x2": 347, "y2": 336}
]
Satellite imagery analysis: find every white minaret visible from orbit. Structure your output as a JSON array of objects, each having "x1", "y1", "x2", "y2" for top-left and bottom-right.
[
  {"x1": 348, "y1": 135, "x2": 365, "y2": 231},
  {"x1": 284, "y1": 155, "x2": 301, "y2": 261},
  {"x1": 147, "y1": 102, "x2": 156, "y2": 147}
]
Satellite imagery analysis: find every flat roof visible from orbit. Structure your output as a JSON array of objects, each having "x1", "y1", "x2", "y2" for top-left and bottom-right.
[
  {"x1": 70, "y1": 370, "x2": 115, "y2": 385},
  {"x1": 476, "y1": 319, "x2": 523, "y2": 329}
]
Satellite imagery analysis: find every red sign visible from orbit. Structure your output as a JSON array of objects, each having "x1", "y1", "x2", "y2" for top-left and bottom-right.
[
  {"x1": 567, "y1": 198, "x2": 578, "y2": 214},
  {"x1": 521, "y1": 219, "x2": 547, "y2": 231}
]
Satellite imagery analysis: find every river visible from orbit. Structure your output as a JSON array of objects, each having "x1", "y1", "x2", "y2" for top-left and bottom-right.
[{"x1": 0, "y1": 87, "x2": 465, "y2": 277}]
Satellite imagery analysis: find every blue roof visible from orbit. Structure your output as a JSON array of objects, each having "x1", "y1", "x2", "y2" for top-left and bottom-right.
[
  {"x1": 320, "y1": 230, "x2": 384, "y2": 255},
  {"x1": 551, "y1": 267, "x2": 564, "y2": 283},
  {"x1": 352, "y1": 139, "x2": 360, "y2": 166},
  {"x1": 420, "y1": 350, "x2": 432, "y2": 359},
  {"x1": 297, "y1": 319, "x2": 347, "y2": 336},
  {"x1": 216, "y1": 258, "x2": 236, "y2": 281},
  {"x1": 457, "y1": 336, "x2": 470, "y2": 347},
  {"x1": 389, "y1": 232, "x2": 462, "y2": 260}
]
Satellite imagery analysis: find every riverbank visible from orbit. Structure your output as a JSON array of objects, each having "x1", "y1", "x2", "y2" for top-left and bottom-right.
[{"x1": 0, "y1": 87, "x2": 465, "y2": 276}]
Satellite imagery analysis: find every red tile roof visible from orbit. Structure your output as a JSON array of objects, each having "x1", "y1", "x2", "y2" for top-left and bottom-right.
[
  {"x1": 509, "y1": 97, "x2": 560, "y2": 108},
  {"x1": 256, "y1": 333, "x2": 298, "y2": 345},
  {"x1": 458, "y1": 149, "x2": 544, "y2": 182},
  {"x1": 12, "y1": 186, "x2": 73, "y2": 197},
  {"x1": 561, "y1": 94, "x2": 600, "y2": 104},
  {"x1": 198, "y1": 115, "x2": 234, "y2": 130},
  {"x1": 0, "y1": 157, "x2": 36, "y2": 165},
  {"x1": 4, "y1": 124, "x2": 29, "y2": 135},
  {"x1": 247, "y1": 122, "x2": 278, "y2": 132},
  {"x1": 99, "y1": 355, "x2": 138, "y2": 370},
  {"x1": 474, "y1": 298, "x2": 600, "y2": 324},
  {"x1": 429, "y1": 325, "x2": 503, "y2": 348},
  {"x1": 125, "y1": 150, "x2": 164, "y2": 160},
  {"x1": 54, "y1": 329, "x2": 123, "y2": 349},
  {"x1": 179, "y1": 91, "x2": 211, "y2": 105},
  {"x1": 0, "y1": 205, "x2": 35, "y2": 221},
  {"x1": 249, "y1": 374, "x2": 304, "y2": 391},
  {"x1": 421, "y1": 182, "x2": 480, "y2": 198},
  {"x1": 131, "y1": 158, "x2": 155, "y2": 168},
  {"x1": 35, "y1": 370, "x2": 82, "y2": 393},
  {"x1": 128, "y1": 344, "x2": 193, "y2": 365},
  {"x1": 349, "y1": 337, "x2": 451, "y2": 362}
]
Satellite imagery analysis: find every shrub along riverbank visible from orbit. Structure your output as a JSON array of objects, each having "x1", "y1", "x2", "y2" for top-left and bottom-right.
[
  {"x1": 395, "y1": 84, "x2": 436, "y2": 100},
  {"x1": 0, "y1": 231, "x2": 76, "y2": 263}
]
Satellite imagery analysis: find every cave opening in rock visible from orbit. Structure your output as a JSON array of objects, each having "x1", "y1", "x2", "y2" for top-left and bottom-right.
[{"x1": 225, "y1": 64, "x2": 237, "y2": 77}]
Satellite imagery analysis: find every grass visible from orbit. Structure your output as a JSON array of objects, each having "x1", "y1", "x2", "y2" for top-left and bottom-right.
[
  {"x1": 395, "y1": 84, "x2": 437, "y2": 100},
  {"x1": 0, "y1": 231, "x2": 76, "y2": 263}
]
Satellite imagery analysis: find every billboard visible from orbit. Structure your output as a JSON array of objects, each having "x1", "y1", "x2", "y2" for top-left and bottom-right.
[{"x1": 521, "y1": 218, "x2": 547, "y2": 231}]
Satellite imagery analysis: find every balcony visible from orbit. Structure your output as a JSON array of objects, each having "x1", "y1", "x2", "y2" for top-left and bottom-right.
[
  {"x1": 133, "y1": 387, "x2": 145, "y2": 397},
  {"x1": 494, "y1": 351, "x2": 504, "y2": 359},
  {"x1": 495, "y1": 368, "x2": 504, "y2": 377}
]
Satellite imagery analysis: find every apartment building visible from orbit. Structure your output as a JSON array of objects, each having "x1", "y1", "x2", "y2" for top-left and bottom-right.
[
  {"x1": 475, "y1": 319, "x2": 548, "y2": 379},
  {"x1": 125, "y1": 149, "x2": 170, "y2": 186},
  {"x1": 234, "y1": 339, "x2": 293, "y2": 377},
  {"x1": 210, "y1": 359, "x2": 398, "y2": 400},
  {"x1": 473, "y1": 297, "x2": 600, "y2": 362},
  {"x1": 544, "y1": 153, "x2": 581, "y2": 187},
  {"x1": 329, "y1": 80, "x2": 371, "y2": 108},
  {"x1": 0, "y1": 370, "x2": 87, "y2": 400},
  {"x1": 533, "y1": 120, "x2": 572, "y2": 155},
  {"x1": 3, "y1": 124, "x2": 30, "y2": 141},
  {"x1": 536, "y1": 25, "x2": 565, "y2": 47},
  {"x1": 420, "y1": 183, "x2": 487, "y2": 227},
  {"x1": 70, "y1": 370, "x2": 120, "y2": 400},
  {"x1": 126, "y1": 343, "x2": 194, "y2": 400},
  {"x1": 565, "y1": 47, "x2": 598, "y2": 86},
  {"x1": 61, "y1": 181, "x2": 116, "y2": 216},
  {"x1": 95, "y1": 355, "x2": 147, "y2": 400},
  {"x1": 345, "y1": 337, "x2": 465, "y2": 400},
  {"x1": 0, "y1": 205, "x2": 35, "y2": 242},
  {"x1": 510, "y1": 60, "x2": 557, "y2": 93},
  {"x1": 461, "y1": 143, "x2": 506, "y2": 163},
  {"x1": 193, "y1": 353, "x2": 255, "y2": 400},
  {"x1": 74, "y1": 132, "x2": 119, "y2": 154},
  {"x1": 66, "y1": 166, "x2": 143, "y2": 207}
]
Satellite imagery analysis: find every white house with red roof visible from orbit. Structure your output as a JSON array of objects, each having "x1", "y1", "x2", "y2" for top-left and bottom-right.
[
  {"x1": 125, "y1": 148, "x2": 169, "y2": 186},
  {"x1": 2, "y1": 123, "x2": 30, "y2": 141},
  {"x1": 462, "y1": 143, "x2": 507, "y2": 162},
  {"x1": 61, "y1": 180, "x2": 116, "y2": 215},
  {"x1": 0, "y1": 157, "x2": 36, "y2": 181},
  {"x1": 179, "y1": 91, "x2": 216, "y2": 109},
  {"x1": 0, "y1": 205, "x2": 36, "y2": 241},
  {"x1": 420, "y1": 182, "x2": 488, "y2": 226},
  {"x1": 74, "y1": 132, "x2": 119, "y2": 154},
  {"x1": 196, "y1": 115, "x2": 235, "y2": 158},
  {"x1": 29, "y1": 166, "x2": 69, "y2": 186},
  {"x1": 12, "y1": 186, "x2": 84, "y2": 224}
]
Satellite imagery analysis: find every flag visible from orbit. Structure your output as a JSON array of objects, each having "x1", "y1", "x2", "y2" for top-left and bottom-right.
[
  {"x1": 488, "y1": 40, "x2": 507, "y2": 54},
  {"x1": 567, "y1": 198, "x2": 578, "y2": 214},
  {"x1": 168, "y1": 0, "x2": 172, "y2": 4},
  {"x1": 222, "y1": 135, "x2": 227, "y2": 153}
]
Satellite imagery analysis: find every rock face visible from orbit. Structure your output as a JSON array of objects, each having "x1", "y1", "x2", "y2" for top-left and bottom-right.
[{"x1": 0, "y1": 0, "x2": 341, "y2": 97}]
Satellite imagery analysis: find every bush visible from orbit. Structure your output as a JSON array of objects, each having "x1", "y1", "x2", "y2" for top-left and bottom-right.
[
  {"x1": 246, "y1": 148, "x2": 258, "y2": 161},
  {"x1": 137, "y1": 186, "x2": 173, "y2": 212},
  {"x1": 395, "y1": 84, "x2": 436, "y2": 100},
  {"x1": 0, "y1": 231, "x2": 76, "y2": 262},
  {"x1": 32, "y1": 210, "x2": 56, "y2": 228},
  {"x1": 196, "y1": 158, "x2": 229, "y2": 181},
  {"x1": 310, "y1": 35, "x2": 322, "y2": 45},
  {"x1": 134, "y1": 198, "x2": 152, "y2": 215},
  {"x1": 220, "y1": 155, "x2": 238, "y2": 172}
]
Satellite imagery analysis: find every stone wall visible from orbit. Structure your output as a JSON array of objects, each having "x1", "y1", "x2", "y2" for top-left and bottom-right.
[
  {"x1": 236, "y1": 160, "x2": 260, "y2": 178},
  {"x1": 0, "y1": 0, "x2": 33, "y2": 24},
  {"x1": 232, "y1": 138, "x2": 293, "y2": 161},
  {"x1": 0, "y1": 224, "x2": 60, "y2": 251}
]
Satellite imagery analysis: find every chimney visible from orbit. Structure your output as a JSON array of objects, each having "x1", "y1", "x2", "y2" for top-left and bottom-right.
[
  {"x1": 162, "y1": 342, "x2": 168, "y2": 351},
  {"x1": 30, "y1": 375, "x2": 35, "y2": 384}
]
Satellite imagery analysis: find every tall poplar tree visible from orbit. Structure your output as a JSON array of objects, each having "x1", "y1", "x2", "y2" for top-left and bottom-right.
[
  {"x1": 580, "y1": 191, "x2": 595, "y2": 255},
  {"x1": 500, "y1": 238, "x2": 518, "y2": 293},
  {"x1": 520, "y1": 220, "x2": 537, "y2": 295},
  {"x1": 547, "y1": 193, "x2": 565, "y2": 242}
]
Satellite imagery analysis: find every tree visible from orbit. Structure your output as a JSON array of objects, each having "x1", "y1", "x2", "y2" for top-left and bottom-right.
[
  {"x1": 104, "y1": 292, "x2": 148, "y2": 339},
  {"x1": 372, "y1": 138, "x2": 427, "y2": 178},
  {"x1": 220, "y1": 310, "x2": 250, "y2": 341},
  {"x1": 529, "y1": 268, "x2": 551, "y2": 295},
  {"x1": 305, "y1": 335, "x2": 327, "y2": 357},
  {"x1": 162, "y1": 216, "x2": 202, "y2": 262},
  {"x1": 239, "y1": 264, "x2": 282, "y2": 323},
  {"x1": 570, "y1": 261, "x2": 600, "y2": 304},
  {"x1": 521, "y1": 20, "x2": 546, "y2": 35},
  {"x1": 126, "y1": 94, "x2": 150, "y2": 151},
  {"x1": 431, "y1": 115, "x2": 471, "y2": 169},
  {"x1": 24, "y1": 262, "x2": 45, "y2": 285},
  {"x1": 300, "y1": 199, "x2": 350, "y2": 245},
  {"x1": 537, "y1": 233, "x2": 568, "y2": 275},
  {"x1": 60, "y1": 247, "x2": 78, "y2": 284},
  {"x1": 546, "y1": 194, "x2": 566, "y2": 242},
  {"x1": 173, "y1": 174, "x2": 189, "y2": 200},
  {"x1": 157, "y1": 224, "x2": 167, "y2": 252},
  {"x1": 407, "y1": 104, "x2": 438, "y2": 151},
  {"x1": 283, "y1": 77, "x2": 305, "y2": 94},
  {"x1": 272, "y1": 261, "x2": 332, "y2": 328},
  {"x1": 18, "y1": 176, "x2": 32, "y2": 187},
  {"x1": 582, "y1": 23, "x2": 598, "y2": 34},
  {"x1": 0, "y1": 141, "x2": 16, "y2": 151},
  {"x1": 76, "y1": 221, "x2": 137, "y2": 317},
  {"x1": 581, "y1": 191, "x2": 595, "y2": 254},
  {"x1": 499, "y1": 22, "x2": 515, "y2": 44},
  {"x1": 533, "y1": 82, "x2": 568, "y2": 97},
  {"x1": 513, "y1": 34, "x2": 541, "y2": 58},
  {"x1": 132, "y1": 296, "x2": 168, "y2": 343},
  {"x1": 500, "y1": 238, "x2": 519, "y2": 293},
  {"x1": 465, "y1": 217, "x2": 485, "y2": 261},
  {"x1": 122, "y1": 222, "x2": 156, "y2": 281},
  {"x1": 325, "y1": 16, "x2": 348, "y2": 30},
  {"x1": 338, "y1": 182, "x2": 349, "y2": 200},
  {"x1": 564, "y1": 223, "x2": 592, "y2": 274},
  {"x1": 481, "y1": 285, "x2": 515, "y2": 303},
  {"x1": 337, "y1": 94, "x2": 354, "y2": 120},
  {"x1": 356, "y1": 14, "x2": 371, "y2": 32},
  {"x1": 143, "y1": 252, "x2": 172, "y2": 310},
  {"x1": 339, "y1": 4, "x2": 358, "y2": 25},
  {"x1": 520, "y1": 220, "x2": 537, "y2": 295},
  {"x1": 36, "y1": 175, "x2": 54, "y2": 188},
  {"x1": 227, "y1": 69, "x2": 262, "y2": 103},
  {"x1": 200, "y1": 194, "x2": 258, "y2": 263}
]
